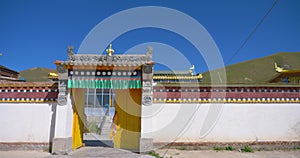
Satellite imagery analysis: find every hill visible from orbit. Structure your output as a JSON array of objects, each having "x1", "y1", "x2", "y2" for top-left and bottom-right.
[
  {"x1": 18, "y1": 52, "x2": 300, "y2": 83},
  {"x1": 202, "y1": 52, "x2": 300, "y2": 84},
  {"x1": 19, "y1": 67, "x2": 57, "y2": 82}
]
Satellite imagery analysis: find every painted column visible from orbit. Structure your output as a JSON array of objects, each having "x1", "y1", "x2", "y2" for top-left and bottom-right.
[
  {"x1": 51, "y1": 63, "x2": 73, "y2": 154},
  {"x1": 140, "y1": 49, "x2": 154, "y2": 152}
]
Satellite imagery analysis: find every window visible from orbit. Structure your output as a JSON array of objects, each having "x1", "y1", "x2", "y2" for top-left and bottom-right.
[{"x1": 85, "y1": 88, "x2": 115, "y2": 108}]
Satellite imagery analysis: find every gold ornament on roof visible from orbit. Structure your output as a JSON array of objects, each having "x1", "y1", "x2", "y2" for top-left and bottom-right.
[
  {"x1": 274, "y1": 63, "x2": 284, "y2": 72},
  {"x1": 48, "y1": 72, "x2": 58, "y2": 79},
  {"x1": 106, "y1": 44, "x2": 114, "y2": 56}
]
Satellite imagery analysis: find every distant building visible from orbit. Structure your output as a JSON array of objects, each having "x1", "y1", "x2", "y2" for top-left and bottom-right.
[
  {"x1": 0, "y1": 65, "x2": 20, "y2": 82},
  {"x1": 153, "y1": 66, "x2": 203, "y2": 83},
  {"x1": 270, "y1": 63, "x2": 300, "y2": 84}
]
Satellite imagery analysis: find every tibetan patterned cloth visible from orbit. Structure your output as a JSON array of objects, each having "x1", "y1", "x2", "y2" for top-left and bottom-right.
[{"x1": 68, "y1": 78, "x2": 141, "y2": 89}]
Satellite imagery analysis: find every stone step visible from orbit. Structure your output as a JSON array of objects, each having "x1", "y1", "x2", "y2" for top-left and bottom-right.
[
  {"x1": 102, "y1": 125, "x2": 112, "y2": 129},
  {"x1": 101, "y1": 130, "x2": 111, "y2": 133},
  {"x1": 101, "y1": 127, "x2": 112, "y2": 130},
  {"x1": 102, "y1": 125, "x2": 112, "y2": 128}
]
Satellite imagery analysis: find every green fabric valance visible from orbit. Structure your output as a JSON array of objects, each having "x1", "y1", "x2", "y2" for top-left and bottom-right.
[{"x1": 68, "y1": 79, "x2": 142, "y2": 89}]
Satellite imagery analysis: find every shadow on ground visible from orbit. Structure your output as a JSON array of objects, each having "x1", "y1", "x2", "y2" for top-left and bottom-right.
[{"x1": 83, "y1": 140, "x2": 113, "y2": 147}]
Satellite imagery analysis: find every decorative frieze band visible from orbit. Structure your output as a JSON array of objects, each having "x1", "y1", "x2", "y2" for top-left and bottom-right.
[
  {"x1": 0, "y1": 98, "x2": 57, "y2": 103},
  {"x1": 153, "y1": 97, "x2": 300, "y2": 103},
  {"x1": 154, "y1": 87, "x2": 300, "y2": 93},
  {"x1": 153, "y1": 86, "x2": 300, "y2": 104},
  {"x1": 0, "y1": 82, "x2": 58, "y2": 103},
  {"x1": 0, "y1": 89, "x2": 58, "y2": 93},
  {"x1": 68, "y1": 70, "x2": 141, "y2": 78}
]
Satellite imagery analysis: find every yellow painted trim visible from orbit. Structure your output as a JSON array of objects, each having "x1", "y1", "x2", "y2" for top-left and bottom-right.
[{"x1": 153, "y1": 75, "x2": 202, "y2": 80}]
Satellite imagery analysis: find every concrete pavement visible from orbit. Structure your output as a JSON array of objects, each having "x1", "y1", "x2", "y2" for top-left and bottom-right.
[
  {"x1": 155, "y1": 149, "x2": 300, "y2": 158},
  {"x1": 47, "y1": 147, "x2": 153, "y2": 158},
  {"x1": 0, "y1": 147, "x2": 154, "y2": 158},
  {"x1": 1, "y1": 146, "x2": 300, "y2": 158}
]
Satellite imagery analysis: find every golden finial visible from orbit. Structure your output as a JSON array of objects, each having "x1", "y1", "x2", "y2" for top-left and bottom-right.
[{"x1": 106, "y1": 44, "x2": 114, "y2": 56}]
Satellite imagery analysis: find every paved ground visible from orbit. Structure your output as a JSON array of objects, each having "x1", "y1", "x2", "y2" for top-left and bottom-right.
[
  {"x1": 155, "y1": 149, "x2": 300, "y2": 158},
  {"x1": 0, "y1": 150, "x2": 49, "y2": 158},
  {"x1": 0, "y1": 147, "x2": 153, "y2": 158},
  {"x1": 46, "y1": 147, "x2": 153, "y2": 158},
  {"x1": 1, "y1": 148, "x2": 300, "y2": 158}
]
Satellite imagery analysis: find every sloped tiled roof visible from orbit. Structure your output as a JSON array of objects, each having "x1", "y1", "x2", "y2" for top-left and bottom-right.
[{"x1": 0, "y1": 65, "x2": 19, "y2": 74}]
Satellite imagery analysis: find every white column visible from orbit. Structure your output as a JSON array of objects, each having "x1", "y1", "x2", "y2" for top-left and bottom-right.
[
  {"x1": 54, "y1": 94, "x2": 73, "y2": 138},
  {"x1": 52, "y1": 63, "x2": 73, "y2": 154},
  {"x1": 140, "y1": 64, "x2": 154, "y2": 152}
]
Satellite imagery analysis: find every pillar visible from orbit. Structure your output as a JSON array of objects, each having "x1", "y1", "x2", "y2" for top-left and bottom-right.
[
  {"x1": 140, "y1": 63, "x2": 154, "y2": 152},
  {"x1": 51, "y1": 63, "x2": 73, "y2": 154}
]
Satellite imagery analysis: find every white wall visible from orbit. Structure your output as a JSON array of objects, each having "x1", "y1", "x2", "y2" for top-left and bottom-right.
[
  {"x1": 2, "y1": 102, "x2": 300, "y2": 143},
  {"x1": 0, "y1": 103, "x2": 55, "y2": 143},
  {"x1": 148, "y1": 103, "x2": 300, "y2": 142}
]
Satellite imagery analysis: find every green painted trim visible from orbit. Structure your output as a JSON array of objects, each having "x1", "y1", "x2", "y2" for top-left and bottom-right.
[{"x1": 68, "y1": 79, "x2": 141, "y2": 89}]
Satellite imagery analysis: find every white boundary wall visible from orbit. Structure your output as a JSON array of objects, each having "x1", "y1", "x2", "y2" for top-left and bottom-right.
[
  {"x1": 1, "y1": 102, "x2": 300, "y2": 143},
  {"x1": 0, "y1": 103, "x2": 56, "y2": 143},
  {"x1": 147, "y1": 103, "x2": 300, "y2": 142}
]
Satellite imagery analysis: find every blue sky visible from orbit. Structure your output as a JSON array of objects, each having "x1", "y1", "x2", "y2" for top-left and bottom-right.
[{"x1": 0, "y1": 0, "x2": 299, "y2": 73}]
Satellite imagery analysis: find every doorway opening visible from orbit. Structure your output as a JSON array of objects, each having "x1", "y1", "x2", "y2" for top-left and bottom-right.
[
  {"x1": 83, "y1": 88, "x2": 115, "y2": 147},
  {"x1": 72, "y1": 88, "x2": 142, "y2": 151}
]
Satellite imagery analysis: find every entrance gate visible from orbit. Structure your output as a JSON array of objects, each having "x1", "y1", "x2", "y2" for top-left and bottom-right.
[
  {"x1": 83, "y1": 88, "x2": 115, "y2": 148},
  {"x1": 52, "y1": 45, "x2": 154, "y2": 154}
]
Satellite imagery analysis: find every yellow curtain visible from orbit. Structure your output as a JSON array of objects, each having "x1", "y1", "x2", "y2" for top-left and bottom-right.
[
  {"x1": 72, "y1": 88, "x2": 86, "y2": 150},
  {"x1": 113, "y1": 89, "x2": 141, "y2": 151}
]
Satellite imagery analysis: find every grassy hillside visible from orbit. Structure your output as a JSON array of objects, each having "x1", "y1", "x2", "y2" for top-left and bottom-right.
[
  {"x1": 202, "y1": 52, "x2": 300, "y2": 84},
  {"x1": 19, "y1": 67, "x2": 57, "y2": 82},
  {"x1": 18, "y1": 52, "x2": 300, "y2": 83}
]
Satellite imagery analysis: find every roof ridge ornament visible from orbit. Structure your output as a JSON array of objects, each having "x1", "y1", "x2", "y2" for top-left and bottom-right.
[
  {"x1": 68, "y1": 46, "x2": 74, "y2": 56},
  {"x1": 274, "y1": 62, "x2": 284, "y2": 73},
  {"x1": 146, "y1": 46, "x2": 152, "y2": 57},
  {"x1": 106, "y1": 44, "x2": 114, "y2": 56},
  {"x1": 67, "y1": 46, "x2": 74, "y2": 61}
]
